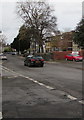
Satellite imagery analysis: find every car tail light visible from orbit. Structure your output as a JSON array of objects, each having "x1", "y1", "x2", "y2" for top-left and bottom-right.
[
  {"x1": 31, "y1": 59, "x2": 35, "y2": 61},
  {"x1": 41, "y1": 59, "x2": 44, "y2": 61}
]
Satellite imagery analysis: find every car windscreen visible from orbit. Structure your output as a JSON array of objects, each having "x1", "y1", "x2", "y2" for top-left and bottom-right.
[
  {"x1": 32, "y1": 56, "x2": 43, "y2": 59},
  {"x1": 73, "y1": 54, "x2": 80, "y2": 56},
  {"x1": 0, "y1": 54, "x2": 6, "y2": 56}
]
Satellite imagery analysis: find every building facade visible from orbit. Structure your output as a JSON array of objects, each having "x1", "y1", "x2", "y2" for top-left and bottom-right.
[{"x1": 45, "y1": 31, "x2": 74, "y2": 52}]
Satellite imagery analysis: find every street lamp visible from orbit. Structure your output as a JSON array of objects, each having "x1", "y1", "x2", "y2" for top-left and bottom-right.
[
  {"x1": 0, "y1": 31, "x2": 3, "y2": 53},
  {"x1": 0, "y1": 30, "x2": 2, "y2": 119}
]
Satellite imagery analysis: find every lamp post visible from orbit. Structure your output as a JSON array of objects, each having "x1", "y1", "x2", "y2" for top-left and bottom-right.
[
  {"x1": 82, "y1": 1, "x2": 84, "y2": 19},
  {"x1": 0, "y1": 31, "x2": 2, "y2": 53},
  {"x1": 0, "y1": 30, "x2": 2, "y2": 119}
]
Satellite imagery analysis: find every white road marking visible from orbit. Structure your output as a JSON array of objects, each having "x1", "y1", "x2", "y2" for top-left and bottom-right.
[
  {"x1": 33, "y1": 80, "x2": 38, "y2": 83},
  {"x1": 2, "y1": 66, "x2": 55, "y2": 90},
  {"x1": 45, "y1": 85, "x2": 54, "y2": 90},
  {"x1": 20, "y1": 74, "x2": 54, "y2": 90},
  {"x1": 67, "y1": 95, "x2": 84, "y2": 104},
  {"x1": 0, "y1": 112, "x2": 2, "y2": 119},
  {"x1": 67, "y1": 95, "x2": 77, "y2": 100},
  {"x1": 25, "y1": 76, "x2": 30, "y2": 79},
  {"x1": 79, "y1": 100, "x2": 84, "y2": 104},
  {"x1": 7, "y1": 76, "x2": 18, "y2": 78},
  {"x1": 37, "y1": 82, "x2": 44, "y2": 86},
  {"x1": 2, "y1": 66, "x2": 20, "y2": 76},
  {"x1": 2, "y1": 66, "x2": 83, "y2": 104}
]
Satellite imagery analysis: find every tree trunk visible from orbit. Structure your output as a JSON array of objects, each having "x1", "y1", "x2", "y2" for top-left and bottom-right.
[
  {"x1": 34, "y1": 41, "x2": 36, "y2": 53},
  {"x1": 38, "y1": 45, "x2": 40, "y2": 53},
  {"x1": 41, "y1": 45, "x2": 44, "y2": 53}
]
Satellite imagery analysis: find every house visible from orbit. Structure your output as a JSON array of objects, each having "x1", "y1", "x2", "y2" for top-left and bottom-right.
[
  {"x1": 45, "y1": 31, "x2": 74, "y2": 52},
  {"x1": 28, "y1": 31, "x2": 81, "y2": 54},
  {"x1": 72, "y1": 42, "x2": 80, "y2": 51}
]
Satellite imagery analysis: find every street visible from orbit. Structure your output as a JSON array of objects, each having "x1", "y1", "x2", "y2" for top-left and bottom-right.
[{"x1": 1, "y1": 54, "x2": 83, "y2": 118}]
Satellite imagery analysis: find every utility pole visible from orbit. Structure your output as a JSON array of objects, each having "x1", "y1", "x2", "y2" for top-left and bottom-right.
[
  {"x1": 0, "y1": 30, "x2": 2, "y2": 119},
  {"x1": 82, "y1": 1, "x2": 84, "y2": 19},
  {"x1": 0, "y1": 31, "x2": 2, "y2": 53}
]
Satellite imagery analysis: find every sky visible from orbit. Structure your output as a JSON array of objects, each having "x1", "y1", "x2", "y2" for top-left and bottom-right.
[{"x1": 0, "y1": 0, "x2": 83, "y2": 44}]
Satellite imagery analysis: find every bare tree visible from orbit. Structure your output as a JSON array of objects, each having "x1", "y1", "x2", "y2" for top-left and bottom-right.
[
  {"x1": 17, "y1": 1, "x2": 58, "y2": 53},
  {"x1": 0, "y1": 34, "x2": 7, "y2": 53},
  {"x1": 0, "y1": 34, "x2": 6, "y2": 45}
]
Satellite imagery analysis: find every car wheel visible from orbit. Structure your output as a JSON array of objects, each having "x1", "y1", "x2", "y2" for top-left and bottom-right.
[
  {"x1": 73, "y1": 59, "x2": 76, "y2": 62},
  {"x1": 40, "y1": 64, "x2": 44, "y2": 67},
  {"x1": 81, "y1": 59, "x2": 83, "y2": 62},
  {"x1": 24, "y1": 63, "x2": 26, "y2": 66},
  {"x1": 28, "y1": 62, "x2": 31, "y2": 67}
]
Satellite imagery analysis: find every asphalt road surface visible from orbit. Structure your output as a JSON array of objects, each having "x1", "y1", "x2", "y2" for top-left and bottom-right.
[{"x1": 1, "y1": 54, "x2": 84, "y2": 118}]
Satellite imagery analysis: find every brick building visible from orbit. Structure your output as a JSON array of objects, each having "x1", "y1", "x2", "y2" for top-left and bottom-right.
[{"x1": 45, "y1": 31, "x2": 73, "y2": 52}]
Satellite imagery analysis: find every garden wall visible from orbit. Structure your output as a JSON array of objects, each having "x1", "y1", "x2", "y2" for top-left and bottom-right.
[
  {"x1": 52, "y1": 51, "x2": 72, "y2": 60},
  {"x1": 79, "y1": 50, "x2": 84, "y2": 58},
  {"x1": 28, "y1": 50, "x2": 84, "y2": 61},
  {"x1": 52, "y1": 50, "x2": 84, "y2": 60}
]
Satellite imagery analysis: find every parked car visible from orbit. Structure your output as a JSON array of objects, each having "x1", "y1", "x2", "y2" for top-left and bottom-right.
[
  {"x1": 24, "y1": 55, "x2": 44, "y2": 67},
  {"x1": 0, "y1": 53, "x2": 7, "y2": 60},
  {"x1": 11, "y1": 52, "x2": 17, "y2": 55},
  {"x1": 65, "y1": 53, "x2": 83, "y2": 61}
]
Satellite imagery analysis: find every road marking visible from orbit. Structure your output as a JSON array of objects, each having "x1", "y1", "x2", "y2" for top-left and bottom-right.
[
  {"x1": 7, "y1": 76, "x2": 18, "y2": 78},
  {"x1": 1, "y1": 66, "x2": 55, "y2": 90},
  {"x1": 67, "y1": 95, "x2": 84, "y2": 105},
  {"x1": 20, "y1": 74, "x2": 54, "y2": 90},
  {"x1": 2, "y1": 65, "x2": 83, "y2": 104},
  {"x1": 2, "y1": 66, "x2": 20, "y2": 76},
  {"x1": 2, "y1": 69, "x2": 52, "y2": 90},
  {"x1": 67, "y1": 95, "x2": 77, "y2": 100},
  {"x1": 37, "y1": 82, "x2": 44, "y2": 86},
  {"x1": 0, "y1": 112, "x2": 2, "y2": 119},
  {"x1": 33, "y1": 80, "x2": 38, "y2": 83},
  {"x1": 79, "y1": 100, "x2": 84, "y2": 104},
  {"x1": 25, "y1": 76, "x2": 30, "y2": 79},
  {"x1": 44, "y1": 85, "x2": 54, "y2": 90}
]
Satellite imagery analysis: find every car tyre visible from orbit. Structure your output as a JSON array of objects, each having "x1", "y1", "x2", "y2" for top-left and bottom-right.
[
  {"x1": 28, "y1": 62, "x2": 31, "y2": 67},
  {"x1": 40, "y1": 64, "x2": 44, "y2": 67},
  {"x1": 24, "y1": 62, "x2": 26, "y2": 66},
  {"x1": 73, "y1": 59, "x2": 77, "y2": 62}
]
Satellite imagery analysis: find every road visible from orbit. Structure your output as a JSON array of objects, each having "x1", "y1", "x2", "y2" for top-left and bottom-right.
[{"x1": 1, "y1": 54, "x2": 83, "y2": 118}]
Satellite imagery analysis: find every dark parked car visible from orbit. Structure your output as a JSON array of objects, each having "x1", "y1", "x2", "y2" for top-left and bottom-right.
[
  {"x1": 65, "y1": 53, "x2": 83, "y2": 61},
  {"x1": 24, "y1": 55, "x2": 44, "y2": 67},
  {"x1": 11, "y1": 52, "x2": 17, "y2": 55}
]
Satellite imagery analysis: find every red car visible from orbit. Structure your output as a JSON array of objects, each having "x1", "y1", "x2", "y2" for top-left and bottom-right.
[{"x1": 65, "y1": 54, "x2": 83, "y2": 61}]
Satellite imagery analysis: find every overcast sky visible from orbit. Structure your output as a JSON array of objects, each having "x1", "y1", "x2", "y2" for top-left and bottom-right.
[{"x1": 0, "y1": 0, "x2": 83, "y2": 44}]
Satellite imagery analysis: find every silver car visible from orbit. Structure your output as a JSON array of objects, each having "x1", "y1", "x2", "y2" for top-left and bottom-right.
[{"x1": 0, "y1": 53, "x2": 7, "y2": 60}]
